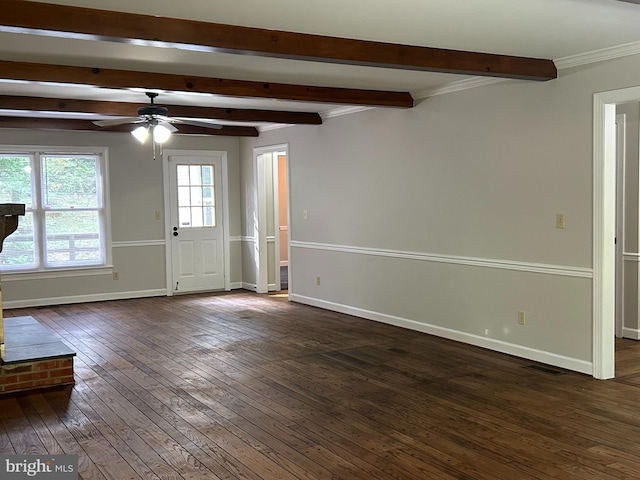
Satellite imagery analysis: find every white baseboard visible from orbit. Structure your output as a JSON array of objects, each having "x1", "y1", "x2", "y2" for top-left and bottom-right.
[
  {"x1": 242, "y1": 282, "x2": 257, "y2": 291},
  {"x1": 3, "y1": 289, "x2": 168, "y2": 310},
  {"x1": 289, "y1": 293, "x2": 593, "y2": 376},
  {"x1": 622, "y1": 327, "x2": 640, "y2": 340},
  {"x1": 5, "y1": 283, "x2": 247, "y2": 309}
]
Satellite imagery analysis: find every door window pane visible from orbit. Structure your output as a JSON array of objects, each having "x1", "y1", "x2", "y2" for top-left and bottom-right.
[{"x1": 176, "y1": 164, "x2": 216, "y2": 227}]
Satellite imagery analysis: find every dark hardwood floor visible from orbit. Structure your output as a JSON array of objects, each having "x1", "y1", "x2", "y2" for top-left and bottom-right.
[{"x1": 2, "y1": 291, "x2": 640, "y2": 479}]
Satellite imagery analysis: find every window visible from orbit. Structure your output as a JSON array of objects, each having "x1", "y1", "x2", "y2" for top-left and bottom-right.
[
  {"x1": 0, "y1": 148, "x2": 109, "y2": 272},
  {"x1": 177, "y1": 164, "x2": 216, "y2": 228}
]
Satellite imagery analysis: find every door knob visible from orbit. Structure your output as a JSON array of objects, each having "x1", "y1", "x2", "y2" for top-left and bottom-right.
[{"x1": 173, "y1": 231, "x2": 178, "y2": 236}]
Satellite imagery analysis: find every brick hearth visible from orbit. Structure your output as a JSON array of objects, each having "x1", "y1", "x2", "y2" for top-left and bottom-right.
[{"x1": 0, "y1": 316, "x2": 75, "y2": 394}]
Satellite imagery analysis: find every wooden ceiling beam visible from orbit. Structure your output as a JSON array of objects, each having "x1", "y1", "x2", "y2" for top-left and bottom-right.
[
  {"x1": 0, "y1": 116, "x2": 259, "y2": 137},
  {"x1": 0, "y1": 0, "x2": 556, "y2": 81},
  {"x1": 0, "y1": 95, "x2": 323, "y2": 125},
  {"x1": 0, "y1": 60, "x2": 413, "y2": 109}
]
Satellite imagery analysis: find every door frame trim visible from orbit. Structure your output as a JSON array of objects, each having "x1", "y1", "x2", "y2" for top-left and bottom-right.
[
  {"x1": 593, "y1": 85, "x2": 640, "y2": 379},
  {"x1": 254, "y1": 144, "x2": 289, "y2": 294},
  {"x1": 162, "y1": 149, "x2": 230, "y2": 295}
]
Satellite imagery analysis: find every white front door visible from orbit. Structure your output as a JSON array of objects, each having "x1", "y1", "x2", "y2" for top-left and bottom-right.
[{"x1": 167, "y1": 152, "x2": 225, "y2": 293}]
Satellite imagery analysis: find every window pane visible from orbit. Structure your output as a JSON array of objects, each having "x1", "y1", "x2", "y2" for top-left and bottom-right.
[
  {"x1": 203, "y1": 207, "x2": 215, "y2": 227},
  {"x1": 42, "y1": 155, "x2": 98, "y2": 208},
  {"x1": 189, "y1": 165, "x2": 202, "y2": 185},
  {"x1": 177, "y1": 165, "x2": 190, "y2": 186},
  {"x1": 191, "y1": 207, "x2": 203, "y2": 227},
  {"x1": 202, "y1": 165, "x2": 213, "y2": 185},
  {"x1": 0, "y1": 155, "x2": 33, "y2": 207},
  {"x1": 202, "y1": 187, "x2": 214, "y2": 206},
  {"x1": 0, "y1": 212, "x2": 36, "y2": 268},
  {"x1": 45, "y1": 211, "x2": 102, "y2": 266},
  {"x1": 191, "y1": 187, "x2": 203, "y2": 206},
  {"x1": 179, "y1": 207, "x2": 191, "y2": 227},
  {"x1": 178, "y1": 186, "x2": 191, "y2": 207}
]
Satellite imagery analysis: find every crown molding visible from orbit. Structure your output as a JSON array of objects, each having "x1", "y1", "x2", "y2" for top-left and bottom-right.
[
  {"x1": 554, "y1": 40, "x2": 640, "y2": 70},
  {"x1": 412, "y1": 77, "x2": 508, "y2": 100},
  {"x1": 321, "y1": 105, "x2": 375, "y2": 119},
  {"x1": 273, "y1": 40, "x2": 640, "y2": 128}
]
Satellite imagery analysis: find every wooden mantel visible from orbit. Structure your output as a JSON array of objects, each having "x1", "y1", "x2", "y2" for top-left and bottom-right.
[{"x1": 0, "y1": 203, "x2": 26, "y2": 358}]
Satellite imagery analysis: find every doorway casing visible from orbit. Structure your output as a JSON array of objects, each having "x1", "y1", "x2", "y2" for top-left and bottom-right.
[
  {"x1": 254, "y1": 144, "x2": 290, "y2": 294},
  {"x1": 594, "y1": 85, "x2": 640, "y2": 379}
]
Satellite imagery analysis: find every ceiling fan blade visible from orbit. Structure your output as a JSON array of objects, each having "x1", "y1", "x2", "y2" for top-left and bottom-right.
[
  {"x1": 157, "y1": 120, "x2": 178, "y2": 133},
  {"x1": 93, "y1": 117, "x2": 143, "y2": 127},
  {"x1": 172, "y1": 117, "x2": 224, "y2": 130}
]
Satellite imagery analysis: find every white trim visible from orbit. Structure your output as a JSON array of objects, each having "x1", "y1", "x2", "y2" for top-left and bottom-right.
[
  {"x1": 622, "y1": 327, "x2": 640, "y2": 340},
  {"x1": 229, "y1": 281, "x2": 243, "y2": 290},
  {"x1": 302, "y1": 42, "x2": 640, "y2": 126},
  {"x1": 412, "y1": 77, "x2": 507, "y2": 100},
  {"x1": 112, "y1": 240, "x2": 166, "y2": 248},
  {"x1": 254, "y1": 144, "x2": 289, "y2": 294},
  {"x1": 3, "y1": 289, "x2": 166, "y2": 309},
  {"x1": 266, "y1": 236, "x2": 276, "y2": 242},
  {"x1": 259, "y1": 123, "x2": 290, "y2": 132},
  {"x1": 623, "y1": 252, "x2": 640, "y2": 261},
  {"x1": 592, "y1": 86, "x2": 640, "y2": 379},
  {"x1": 322, "y1": 106, "x2": 374, "y2": 119},
  {"x1": 2, "y1": 265, "x2": 113, "y2": 281},
  {"x1": 242, "y1": 282, "x2": 257, "y2": 291},
  {"x1": 615, "y1": 113, "x2": 626, "y2": 339},
  {"x1": 290, "y1": 293, "x2": 593, "y2": 375},
  {"x1": 290, "y1": 241, "x2": 592, "y2": 278},
  {"x1": 239, "y1": 236, "x2": 256, "y2": 242},
  {"x1": 555, "y1": 40, "x2": 640, "y2": 70},
  {"x1": 229, "y1": 236, "x2": 243, "y2": 242}
]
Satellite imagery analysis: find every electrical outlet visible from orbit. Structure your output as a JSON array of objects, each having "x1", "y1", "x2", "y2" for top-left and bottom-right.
[
  {"x1": 316, "y1": 276, "x2": 321, "y2": 285},
  {"x1": 113, "y1": 272, "x2": 119, "y2": 280},
  {"x1": 556, "y1": 213, "x2": 566, "y2": 229},
  {"x1": 518, "y1": 310, "x2": 526, "y2": 325}
]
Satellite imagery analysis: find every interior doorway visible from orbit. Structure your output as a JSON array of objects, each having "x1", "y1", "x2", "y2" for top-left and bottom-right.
[
  {"x1": 254, "y1": 144, "x2": 290, "y2": 294},
  {"x1": 594, "y1": 85, "x2": 640, "y2": 379}
]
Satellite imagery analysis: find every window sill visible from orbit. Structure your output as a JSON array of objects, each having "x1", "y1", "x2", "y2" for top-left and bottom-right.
[{"x1": 1, "y1": 266, "x2": 114, "y2": 282}]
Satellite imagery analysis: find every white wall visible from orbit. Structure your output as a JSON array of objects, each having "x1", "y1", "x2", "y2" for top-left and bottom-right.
[
  {"x1": 240, "y1": 53, "x2": 640, "y2": 374},
  {"x1": 1, "y1": 129, "x2": 242, "y2": 306}
]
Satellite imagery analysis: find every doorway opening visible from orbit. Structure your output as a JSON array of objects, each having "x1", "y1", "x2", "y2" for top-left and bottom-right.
[
  {"x1": 594, "y1": 85, "x2": 640, "y2": 379},
  {"x1": 254, "y1": 144, "x2": 290, "y2": 294}
]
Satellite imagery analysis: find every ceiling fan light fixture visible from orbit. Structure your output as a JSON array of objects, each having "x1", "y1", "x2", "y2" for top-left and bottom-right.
[
  {"x1": 131, "y1": 125, "x2": 149, "y2": 144},
  {"x1": 152, "y1": 123, "x2": 172, "y2": 144}
]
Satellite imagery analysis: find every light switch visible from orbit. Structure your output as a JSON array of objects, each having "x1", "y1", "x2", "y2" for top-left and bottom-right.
[{"x1": 303, "y1": 209, "x2": 308, "y2": 220}]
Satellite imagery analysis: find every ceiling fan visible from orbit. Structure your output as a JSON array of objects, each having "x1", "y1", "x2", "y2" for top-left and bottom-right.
[{"x1": 92, "y1": 92, "x2": 223, "y2": 144}]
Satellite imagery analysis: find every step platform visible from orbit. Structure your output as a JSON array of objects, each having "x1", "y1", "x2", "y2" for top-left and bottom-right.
[{"x1": 1, "y1": 316, "x2": 76, "y2": 394}]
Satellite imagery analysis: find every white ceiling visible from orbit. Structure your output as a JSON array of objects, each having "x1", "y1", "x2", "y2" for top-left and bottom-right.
[{"x1": 1, "y1": 0, "x2": 640, "y2": 128}]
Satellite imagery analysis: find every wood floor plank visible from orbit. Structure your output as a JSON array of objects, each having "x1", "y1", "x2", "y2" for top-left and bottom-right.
[{"x1": 4, "y1": 291, "x2": 640, "y2": 479}]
